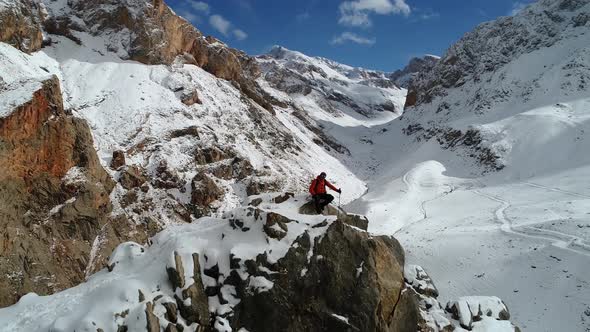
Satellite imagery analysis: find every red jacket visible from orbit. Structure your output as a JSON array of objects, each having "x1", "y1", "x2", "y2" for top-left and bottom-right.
[{"x1": 309, "y1": 177, "x2": 338, "y2": 195}]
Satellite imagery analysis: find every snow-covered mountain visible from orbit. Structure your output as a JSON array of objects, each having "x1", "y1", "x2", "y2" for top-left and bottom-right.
[
  {"x1": 343, "y1": 1, "x2": 590, "y2": 331},
  {"x1": 257, "y1": 46, "x2": 406, "y2": 127},
  {"x1": 1, "y1": 0, "x2": 589, "y2": 331}
]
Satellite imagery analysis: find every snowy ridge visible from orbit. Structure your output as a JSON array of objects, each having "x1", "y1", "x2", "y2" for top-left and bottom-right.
[
  {"x1": 257, "y1": 45, "x2": 406, "y2": 128},
  {"x1": 0, "y1": 43, "x2": 53, "y2": 116}
]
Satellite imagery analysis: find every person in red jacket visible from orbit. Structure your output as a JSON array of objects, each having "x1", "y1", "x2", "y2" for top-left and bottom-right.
[{"x1": 309, "y1": 172, "x2": 341, "y2": 214}]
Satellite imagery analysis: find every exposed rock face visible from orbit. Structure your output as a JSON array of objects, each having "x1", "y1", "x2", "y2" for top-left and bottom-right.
[
  {"x1": 191, "y1": 172, "x2": 224, "y2": 217},
  {"x1": 110, "y1": 150, "x2": 126, "y2": 169},
  {"x1": 389, "y1": 55, "x2": 439, "y2": 89},
  {"x1": 0, "y1": 0, "x2": 44, "y2": 53},
  {"x1": 0, "y1": 75, "x2": 147, "y2": 307},
  {"x1": 230, "y1": 219, "x2": 406, "y2": 331}
]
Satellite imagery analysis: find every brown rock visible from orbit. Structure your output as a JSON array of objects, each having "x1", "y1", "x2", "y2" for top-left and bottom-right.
[
  {"x1": 119, "y1": 165, "x2": 148, "y2": 190},
  {"x1": 263, "y1": 212, "x2": 291, "y2": 240},
  {"x1": 165, "y1": 323, "x2": 179, "y2": 332},
  {"x1": 163, "y1": 302, "x2": 178, "y2": 323},
  {"x1": 169, "y1": 126, "x2": 200, "y2": 139},
  {"x1": 145, "y1": 302, "x2": 160, "y2": 332},
  {"x1": 167, "y1": 251, "x2": 186, "y2": 289},
  {"x1": 273, "y1": 192, "x2": 294, "y2": 204},
  {"x1": 231, "y1": 220, "x2": 406, "y2": 332},
  {"x1": 176, "y1": 253, "x2": 209, "y2": 326},
  {"x1": 0, "y1": 0, "x2": 44, "y2": 53},
  {"x1": 190, "y1": 172, "x2": 223, "y2": 213},
  {"x1": 194, "y1": 146, "x2": 231, "y2": 165},
  {"x1": 111, "y1": 150, "x2": 126, "y2": 169}
]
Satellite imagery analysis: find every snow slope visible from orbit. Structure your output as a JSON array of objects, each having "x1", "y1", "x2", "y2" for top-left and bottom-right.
[
  {"x1": 337, "y1": 1, "x2": 590, "y2": 331},
  {"x1": 13, "y1": 34, "x2": 366, "y2": 225}
]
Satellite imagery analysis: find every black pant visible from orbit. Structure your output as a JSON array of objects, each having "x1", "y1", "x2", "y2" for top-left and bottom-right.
[{"x1": 313, "y1": 194, "x2": 334, "y2": 213}]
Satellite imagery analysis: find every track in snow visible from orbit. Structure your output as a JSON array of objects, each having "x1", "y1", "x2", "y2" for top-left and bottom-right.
[
  {"x1": 474, "y1": 190, "x2": 590, "y2": 257},
  {"x1": 522, "y1": 182, "x2": 590, "y2": 199}
]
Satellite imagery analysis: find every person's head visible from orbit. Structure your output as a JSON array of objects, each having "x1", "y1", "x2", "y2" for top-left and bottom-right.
[{"x1": 319, "y1": 172, "x2": 326, "y2": 179}]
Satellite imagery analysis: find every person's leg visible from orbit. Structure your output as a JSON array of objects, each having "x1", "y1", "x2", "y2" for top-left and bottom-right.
[
  {"x1": 313, "y1": 195, "x2": 323, "y2": 213},
  {"x1": 319, "y1": 194, "x2": 334, "y2": 212}
]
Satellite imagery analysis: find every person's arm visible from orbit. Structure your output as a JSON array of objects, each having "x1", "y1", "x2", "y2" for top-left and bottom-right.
[{"x1": 325, "y1": 180, "x2": 340, "y2": 192}]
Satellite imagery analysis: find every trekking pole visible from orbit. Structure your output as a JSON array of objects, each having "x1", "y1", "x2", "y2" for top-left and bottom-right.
[{"x1": 338, "y1": 192, "x2": 341, "y2": 219}]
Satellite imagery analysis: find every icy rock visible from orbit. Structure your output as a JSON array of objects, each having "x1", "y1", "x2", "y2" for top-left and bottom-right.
[
  {"x1": 153, "y1": 160, "x2": 183, "y2": 190},
  {"x1": 446, "y1": 296, "x2": 511, "y2": 330},
  {"x1": 180, "y1": 89, "x2": 201, "y2": 106},
  {"x1": 338, "y1": 214, "x2": 369, "y2": 231},
  {"x1": 405, "y1": 265, "x2": 439, "y2": 298}
]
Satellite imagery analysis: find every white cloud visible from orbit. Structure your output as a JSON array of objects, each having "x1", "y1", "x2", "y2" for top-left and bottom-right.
[
  {"x1": 330, "y1": 32, "x2": 376, "y2": 46},
  {"x1": 178, "y1": 9, "x2": 202, "y2": 24},
  {"x1": 233, "y1": 29, "x2": 248, "y2": 40},
  {"x1": 209, "y1": 14, "x2": 231, "y2": 36},
  {"x1": 189, "y1": 1, "x2": 210, "y2": 14},
  {"x1": 338, "y1": 0, "x2": 411, "y2": 27},
  {"x1": 509, "y1": 2, "x2": 530, "y2": 16}
]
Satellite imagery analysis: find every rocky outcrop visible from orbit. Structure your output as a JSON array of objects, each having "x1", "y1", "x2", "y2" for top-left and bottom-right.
[
  {"x1": 0, "y1": 0, "x2": 44, "y2": 53},
  {"x1": 0, "y1": 75, "x2": 146, "y2": 307},
  {"x1": 389, "y1": 55, "x2": 439, "y2": 89},
  {"x1": 191, "y1": 172, "x2": 224, "y2": 217},
  {"x1": 229, "y1": 219, "x2": 406, "y2": 331}
]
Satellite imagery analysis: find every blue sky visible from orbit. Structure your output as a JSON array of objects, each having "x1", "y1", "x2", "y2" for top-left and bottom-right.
[{"x1": 167, "y1": 0, "x2": 534, "y2": 71}]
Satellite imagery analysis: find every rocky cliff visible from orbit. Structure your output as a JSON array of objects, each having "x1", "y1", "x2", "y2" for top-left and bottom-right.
[
  {"x1": 0, "y1": 44, "x2": 153, "y2": 305},
  {"x1": 389, "y1": 55, "x2": 439, "y2": 89},
  {"x1": 0, "y1": 0, "x2": 44, "y2": 53}
]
